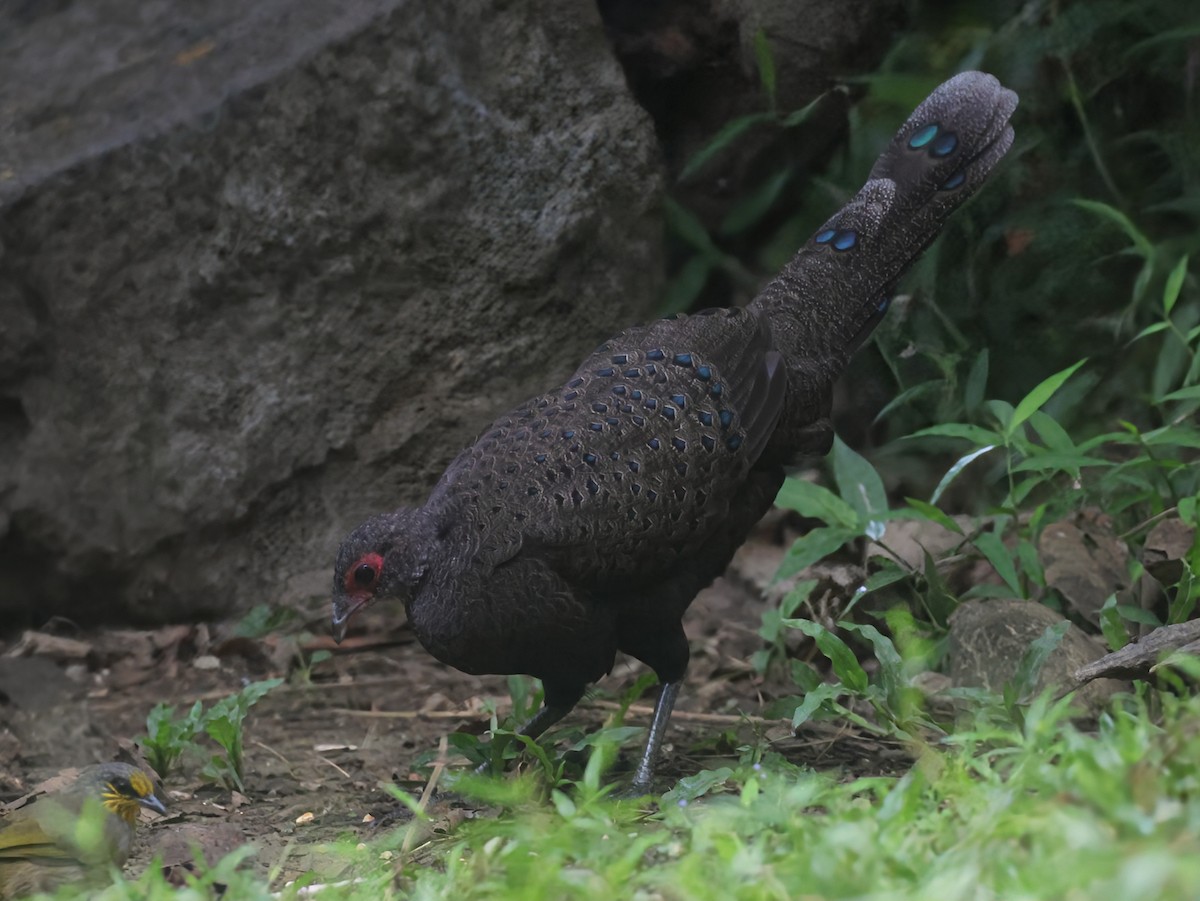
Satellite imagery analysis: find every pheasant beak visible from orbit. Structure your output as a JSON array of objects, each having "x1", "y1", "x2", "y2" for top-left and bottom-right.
[
  {"x1": 139, "y1": 792, "x2": 168, "y2": 817},
  {"x1": 331, "y1": 596, "x2": 368, "y2": 644}
]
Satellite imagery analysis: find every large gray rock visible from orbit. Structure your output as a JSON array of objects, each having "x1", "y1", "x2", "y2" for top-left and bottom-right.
[{"x1": 0, "y1": 0, "x2": 663, "y2": 622}]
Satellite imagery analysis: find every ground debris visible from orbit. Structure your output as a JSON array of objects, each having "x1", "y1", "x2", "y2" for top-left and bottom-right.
[{"x1": 1074, "y1": 619, "x2": 1200, "y2": 684}]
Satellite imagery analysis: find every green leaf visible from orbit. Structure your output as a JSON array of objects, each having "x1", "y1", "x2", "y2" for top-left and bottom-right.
[
  {"x1": 775, "y1": 527, "x2": 858, "y2": 580},
  {"x1": 984, "y1": 399, "x2": 1015, "y2": 433},
  {"x1": 1027, "y1": 411, "x2": 1075, "y2": 453},
  {"x1": 1181, "y1": 495, "x2": 1198, "y2": 526},
  {"x1": 720, "y1": 169, "x2": 790, "y2": 236},
  {"x1": 1132, "y1": 321, "x2": 1170, "y2": 342},
  {"x1": 753, "y1": 29, "x2": 777, "y2": 109},
  {"x1": 1009, "y1": 452, "x2": 1112, "y2": 474},
  {"x1": 663, "y1": 196, "x2": 719, "y2": 255},
  {"x1": 660, "y1": 256, "x2": 712, "y2": 316},
  {"x1": 678, "y1": 113, "x2": 773, "y2": 183},
  {"x1": 790, "y1": 683, "x2": 843, "y2": 728},
  {"x1": 832, "y1": 436, "x2": 888, "y2": 539},
  {"x1": 775, "y1": 478, "x2": 859, "y2": 528},
  {"x1": 903, "y1": 498, "x2": 963, "y2": 534},
  {"x1": 1141, "y1": 425, "x2": 1200, "y2": 448},
  {"x1": 1099, "y1": 595, "x2": 1129, "y2": 651},
  {"x1": 873, "y1": 380, "x2": 942, "y2": 425},
  {"x1": 964, "y1": 349, "x2": 989, "y2": 413},
  {"x1": 1163, "y1": 255, "x2": 1189, "y2": 316},
  {"x1": 1016, "y1": 539, "x2": 1045, "y2": 588},
  {"x1": 861, "y1": 562, "x2": 912, "y2": 593},
  {"x1": 662, "y1": 767, "x2": 734, "y2": 803},
  {"x1": 1072, "y1": 199, "x2": 1154, "y2": 260},
  {"x1": 908, "y1": 423, "x2": 1002, "y2": 445},
  {"x1": 204, "y1": 715, "x2": 237, "y2": 753},
  {"x1": 780, "y1": 90, "x2": 835, "y2": 127},
  {"x1": 1010, "y1": 621, "x2": 1071, "y2": 702},
  {"x1": 840, "y1": 623, "x2": 904, "y2": 709},
  {"x1": 781, "y1": 581, "x2": 815, "y2": 618},
  {"x1": 1159, "y1": 385, "x2": 1200, "y2": 403},
  {"x1": 973, "y1": 530, "x2": 1023, "y2": 597},
  {"x1": 1115, "y1": 605, "x2": 1162, "y2": 627},
  {"x1": 1008, "y1": 359, "x2": 1088, "y2": 438},
  {"x1": 784, "y1": 619, "x2": 868, "y2": 693},
  {"x1": 930, "y1": 445, "x2": 998, "y2": 505}
]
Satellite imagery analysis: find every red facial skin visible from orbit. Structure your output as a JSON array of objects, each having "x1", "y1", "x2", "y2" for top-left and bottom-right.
[{"x1": 332, "y1": 552, "x2": 383, "y2": 642}]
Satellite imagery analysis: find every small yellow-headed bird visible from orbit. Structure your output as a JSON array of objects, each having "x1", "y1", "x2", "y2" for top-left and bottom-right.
[{"x1": 0, "y1": 762, "x2": 167, "y2": 899}]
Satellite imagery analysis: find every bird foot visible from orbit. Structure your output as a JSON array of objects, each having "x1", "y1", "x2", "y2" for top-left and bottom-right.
[{"x1": 610, "y1": 780, "x2": 655, "y2": 801}]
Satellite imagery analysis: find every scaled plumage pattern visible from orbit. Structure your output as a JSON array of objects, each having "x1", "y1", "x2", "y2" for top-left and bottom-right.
[{"x1": 332, "y1": 72, "x2": 1018, "y2": 792}]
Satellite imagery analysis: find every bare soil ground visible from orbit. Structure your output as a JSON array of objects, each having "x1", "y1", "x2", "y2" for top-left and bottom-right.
[{"x1": 0, "y1": 528, "x2": 905, "y2": 885}]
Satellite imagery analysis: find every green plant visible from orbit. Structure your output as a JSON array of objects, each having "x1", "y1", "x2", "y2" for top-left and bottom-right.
[
  {"x1": 198, "y1": 678, "x2": 284, "y2": 792},
  {"x1": 138, "y1": 679, "x2": 282, "y2": 791},
  {"x1": 141, "y1": 700, "x2": 206, "y2": 779}
]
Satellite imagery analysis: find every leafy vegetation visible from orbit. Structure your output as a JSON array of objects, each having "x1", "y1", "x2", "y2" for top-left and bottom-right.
[
  {"x1": 75, "y1": 0, "x2": 1200, "y2": 896},
  {"x1": 139, "y1": 678, "x2": 282, "y2": 791}
]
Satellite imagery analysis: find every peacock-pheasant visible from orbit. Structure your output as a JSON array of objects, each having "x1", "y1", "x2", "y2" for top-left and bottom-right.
[{"x1": 331, "y1": 71, "x2": 1018, "y2": 793}]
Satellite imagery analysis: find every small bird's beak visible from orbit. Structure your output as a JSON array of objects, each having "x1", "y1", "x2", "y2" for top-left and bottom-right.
[
  {"x1": 331, "y1": 596, "x2": 366, "y2": 644},
  {"x1": 139, "y1": 792, "x2": 168, "y2": 816}
]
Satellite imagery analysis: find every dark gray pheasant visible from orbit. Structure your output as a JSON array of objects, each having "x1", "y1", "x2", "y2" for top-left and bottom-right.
[{"x1": 332, "y1": 72, "x2": 1017, "y2": 793}]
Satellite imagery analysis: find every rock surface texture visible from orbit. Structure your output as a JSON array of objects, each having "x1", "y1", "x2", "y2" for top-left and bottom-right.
[{"x1": 0, "y1": 0, "x2": 662, "y2": 622}]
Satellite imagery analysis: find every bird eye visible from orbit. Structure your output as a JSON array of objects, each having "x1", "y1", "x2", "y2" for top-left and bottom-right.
[{"x1": 354, "y1": 562, "x2": 378, "y2": 587}]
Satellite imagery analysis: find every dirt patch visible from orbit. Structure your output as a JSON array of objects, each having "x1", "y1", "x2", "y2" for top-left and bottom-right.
[{"x1": 0, "y1": 532, "x2": 906, "y2": 885}]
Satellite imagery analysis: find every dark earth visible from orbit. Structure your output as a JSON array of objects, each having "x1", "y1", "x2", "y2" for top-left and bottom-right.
[{"x1": 0, "y1": 522, "x2": 910, "y2": 887}]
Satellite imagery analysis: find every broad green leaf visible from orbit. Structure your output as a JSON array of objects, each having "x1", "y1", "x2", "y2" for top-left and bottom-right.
[
  {"x1": 903, "y1": 497, "x2": 964, "y2": 534},
  {"x1": 775, "y1": 527, "x2": 857, "y2": 580},
  {"x1": 784, "y1": 619, "x2": 868, "y2": 693},
  {"x1": 841, "y1": 622, "x2": 904, "y2": 708},
  {"x1": 790, "y1": 683, "x2": 842, "y2": 728},
  {"x1": 984, "y1": 399, "x2": 1014, "y2": 433},
  {"x1": 1008, "y1": 359, "x2": 1088, "y2": 437},
  {"x1": 1163, "y1": 254, "x2": 1189, "y2": 315},
  {"x1": 1015, "y1": 539, "x2": 1044, "y2": 588},
  {"x1": 930, "y1": 445, "x2": 998, "y2": 505},
  {"x1": 1159, "y1": 385, "x2": 1200, "y2": 403},
  {"x1": 775, "y1": 478, "x2": 859, "y2": 528},
  {"x1": 662, "y1": 767, "x2": 735, "y2": 803},
  {"x1": 1027, "y1": 410, "x2": 1074, "y2": 453},
  {"x1": 663, "y1": 196, "x2": 719, "y2": 254},
  {"x1": 1132, "y1": 321, "x2": 1170, "y2": 342},
  {"x1": 861, "y1": 562, "x2": 913, "y2": 593},
  {"x1": 973, "y1": 530, "x2": 1023, "y2": 597},
  {"x1": 1115, "y1": 604, "x2": 1162, "y2": 627},
  {"x1": 833, "y1": 436, "x2": 888, "y2": 539},
  {"x1": 660, "y1": 256, "x2": 711, "y2": 315},
  {"x1": 1141, "y1": 425, "x2": 1200, "y2": 448}
]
